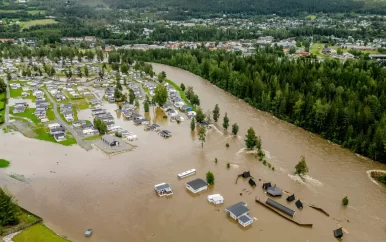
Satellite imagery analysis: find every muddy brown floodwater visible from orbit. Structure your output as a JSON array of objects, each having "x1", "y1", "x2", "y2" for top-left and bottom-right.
[{"x1": 1, "y1": 63, "x2": 386, "y2": 242}]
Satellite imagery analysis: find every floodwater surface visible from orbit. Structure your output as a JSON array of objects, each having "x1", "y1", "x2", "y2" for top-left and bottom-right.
[{"x1": 1, "y1": 63, "x2": 385, "y2": 242}]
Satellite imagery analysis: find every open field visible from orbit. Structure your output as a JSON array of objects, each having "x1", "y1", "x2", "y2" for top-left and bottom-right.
[
  {"x1": 21, "y1": 19, "x2": 57, "y2": 30},
  {"x1": 13, "y1": 222, "x2": 70, "y2": 242}
]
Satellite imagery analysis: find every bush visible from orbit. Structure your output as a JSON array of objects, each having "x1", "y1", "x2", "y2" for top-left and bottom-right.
[
  {"x1": 377, "y1": 174, "x2": 386, "y2": 184},
  {"x1": 206, "y1": 171, "x2": 215, "y2": 185},
  {"x1": 263, "y1": 160, "x2": 267, "y2": 166},
  {"x1": 342, "y1": 196, "x2": 349, "y2": 206},
  {"x1": 0, "y1": 188, "x2": 20, "y2": 226},
  {"x1": 272, "y1": 167, "x2": 275, "y2": 171},
  {"x1": 268, "y1": 163, "x2": 271, "y2": 168},
  {"x1": 226, "y1": 143, "x2": 229, "y2": 147},
  {"x1": 163, "y1": 115, "x2": 167, "y2": 119},
  {"x1": 226, "y1": 162, "x2": 230, "y2": 169},
  {"x1": 214, "y1": 158, "x2": 218, "y2": 163}
]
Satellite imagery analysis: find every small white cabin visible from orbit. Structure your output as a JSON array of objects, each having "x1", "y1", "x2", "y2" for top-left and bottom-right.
[{"x1": 207, "y1": 194, "x2": 224, "y2": 204}]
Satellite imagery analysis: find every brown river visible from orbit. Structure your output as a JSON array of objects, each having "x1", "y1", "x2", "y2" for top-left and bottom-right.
[{"x1": 1, "y1": 63, "x2": 386, "y2": 242}]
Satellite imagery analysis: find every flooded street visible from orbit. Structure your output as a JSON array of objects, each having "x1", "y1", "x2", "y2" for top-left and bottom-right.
[{"x1": 1, "y1": 63, "x2": 386, "y2": 242}]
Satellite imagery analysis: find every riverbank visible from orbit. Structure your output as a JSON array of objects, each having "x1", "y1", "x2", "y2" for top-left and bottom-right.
[{"x1": 370, "y1": 170, "x2": 386, "y2": 184}]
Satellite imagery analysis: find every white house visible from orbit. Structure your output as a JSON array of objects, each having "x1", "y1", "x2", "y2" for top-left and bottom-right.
[
  {"x1": 185, "y1": 178, "x2": 208, "y2": 194},
  {"x1": 207, "y1": 194, "x2": 224, "y2": 205},
  {"x1": 225, "y1": 202, "x2": 253, "y2": 227}
]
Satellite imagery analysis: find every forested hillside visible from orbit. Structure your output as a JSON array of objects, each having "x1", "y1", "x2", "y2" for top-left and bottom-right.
[
  {"x1": 117, "y1": 47, "x2": 386, "y2": 163},
  {"x1": 103, "y1": 0, "x2": 365, "y2": 15}
]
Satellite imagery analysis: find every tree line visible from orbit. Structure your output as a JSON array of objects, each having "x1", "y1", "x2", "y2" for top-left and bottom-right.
[{"x1": 113, "y1": 46, "x2": 386, "y2": 164}]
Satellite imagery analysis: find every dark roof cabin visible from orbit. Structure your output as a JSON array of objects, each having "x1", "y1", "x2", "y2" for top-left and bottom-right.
[
  {"x1": 334, "y1": 228, "x2": 343, "y2": 238},
  {"x1": 241, "y1": 171, "x2": 251, "y2": 178},
  {"x1": 287, "y1": 194, "x2": 295, "y2": 202},
  {"x1": 295, "y1": 200, "x2": 303, "y2": 209},
  {"x1": 267, "y1": 187, "x2": 282, "y2": 197},
  {"x1": 262, "y1": 182, "x2": 271, "y2": 190},
  {"x1": 248, "y1": 178, "x2": 256, "y2": 187}
]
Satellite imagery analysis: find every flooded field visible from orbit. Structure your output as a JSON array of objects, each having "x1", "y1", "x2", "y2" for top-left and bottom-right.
[{"x1": 1, "y1": 63, "x2": 386, "y2": 242}]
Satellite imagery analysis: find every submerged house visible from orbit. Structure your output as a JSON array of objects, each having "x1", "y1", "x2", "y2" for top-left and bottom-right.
[
  {"x1": 267, "y1": 187, "x2": 282, "y2": 197},
  {"x1": 334, "y1": 228, "x2": 344, "y2": 238},
  {"x1": 225, "y1": 202, "x2": 253, "y2": 227},
  {"x1": 287, "y1": 194, "x2": 295, "y2": 202},
  {"x1": 295, "y1": 200, "x2": 303, "y2": 209},
  {"x1": 248, "y1": 178, "x2": 256, "y2": 187},
  {"x1": 262, "y1": 182, "x2": 271, "y2": 190},
  {"x1": 185, "y1": 178, "x2": 208, "y2": 194},
  {"x1": 154, "y1": 183, "x2": 173, "y2": 197}
]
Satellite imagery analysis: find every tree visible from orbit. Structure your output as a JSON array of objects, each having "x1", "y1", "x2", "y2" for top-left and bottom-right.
[
  {"x1": 245, "y1": 127, "x2": 257, "y2": 149},
  {"x1": 206, "y1": 171, "x2": 215, "y2": 185},
  {"x1": 7, "y1": 72, "x2": 11, "y2": 81},
  {"x1": 0, "y1": 79, "x2": 6, "y2": 93},
  {"x1": 84, "y1": 66, "x2": 89, "y2": 77},
  {"x1": 144, "y1": 101, "x2": 149, "y2": 112},
  {"x1": 77, "y1": 66, "x2": 82, "y2": 78},
  {"x1": 213, "y1": 104, "x2": 220, "y2": 122},
  {"x1": 256, "y1": 135, "x2": 262, "y2": 150},
  {"x1": 116, "y1": 81, "x2": 122, "y2": 91},
  {"x1": 153, "y1": 84, "x2": 168, "y2": 106},
  {"x1": 135, "y1": 99, "x2": 140, "y2": 107},
  {"x1": 195, "y1": 108, "x2": 206, "y2": 123},
  {"x1": 180, "y1": 83, "x2": 186, "y2": 91},
  {"x1": 94, "y1": 118, "x2": 107, "y2": 135},
  {"x1": 342, "y1": 196, "x2": 349, "y2": 206},
  {"x1": 337, "y1": 48, "x2": 343, "y2": 55},
  {"x1": 205, "y1": 110, "x2": 212, "y2": 124},
  {"x1": 114, "y1": 88, "x2": 122, "y2": 100},
  {"x1": 0, "y1": 188, "x2": 20, "y2": 226},
  {"x1": 232, "y1": 123, "x2": 239, "y2": 135},
  {"x1": 223, "y1": 112, "x2": 229, "y2": 130},
  {"x1": 128, "y1": 89, "x2": 135, "y2": 104},
  {"x1": 121, "y1": 64, "x2": 129, "y2": 73},
  {"x1": 158, "y1": 71, "x2": 166, "y2": 82},
  {"x1": 190, "y1": 118, "x2": 195, "y2": 131},
  {"x1": 295, "y1": 156, "x2": 309, "y2": 176},
  {"x1": 289, "y1": 46, "x2": 296, "y2": 54},
  {"x1": 198, "y1": 126, "x2": 206, "y2": 148}
]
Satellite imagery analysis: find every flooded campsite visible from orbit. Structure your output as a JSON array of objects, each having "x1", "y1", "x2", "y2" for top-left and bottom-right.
[{"x1": 1, "y1": 63, "x2": 386, "y2": 242}]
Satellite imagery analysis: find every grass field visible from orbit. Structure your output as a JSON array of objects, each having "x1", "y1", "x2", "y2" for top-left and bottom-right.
[
  {"x1": 306, "y1": 15, "x2": 317, "y2": 20},
  {"x1": 164, "y1": 78, "x2": 195, "y2": 111},
  {"x1": 10, "y1": 88, "x2": 23, "y2": 98},
  {"x1": 11, "y1": 108, "x2": 41, "y2": 124},
  {"x1": 83, "y1": 134, "x2": 101, "y2": 141},
  {"x1": 27, "y1": 10, "x2": 46, "y2": 15},
  {"x1": 21, "y1": 19, "x2": 57, "y2": 30},
  {"x1": 0, "y1": 158, "x2": 10, "y2": 168},
  {"x1": 310, "y1": 43, "x2": 325, "y2": 57},
  {"x1": 13, "y1": 222, "x2": 70, "y2": 242}
]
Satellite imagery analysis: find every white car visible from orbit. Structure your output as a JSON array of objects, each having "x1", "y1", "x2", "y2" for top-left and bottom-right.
[{"x1": 125, "y1": 134, "x2": 138, "y2": 141}]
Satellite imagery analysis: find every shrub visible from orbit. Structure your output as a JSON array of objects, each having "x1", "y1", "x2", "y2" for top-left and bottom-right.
[
  {"x1": 226, "y1": 143, "x2": 229, "y2": 147},
  {"x1": 226, "y1": 162, "x2": 230, "y2": 169},
  {"x1": 263, "y1": 160, "x2": 267, "y2": 166},
  {"x1": 214, "y1": 158, "x2": 218, "y2": 163},
  {"x1": 268, "y1": 163, "x2": 271, "y2": 168},
  {"x1": 272, "y1": 167, "x2": 275, "y2": 171},
  {"x1": 163, "y1": 115, "x2": 167, "y2": 119},
  {"x1": 342, "y1": 196, "x2": 349, "y2": 206},
  {"x1": 206, "y1": 171, "x2": 215, "y2": 185}
]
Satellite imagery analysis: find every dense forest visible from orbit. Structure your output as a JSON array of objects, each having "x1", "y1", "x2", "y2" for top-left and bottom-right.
[
  {"x1": 103, "y1": 0, "x2": 386, "y2": 15},
  {"x1": 113, "y1": 47, "x2": 386, "y2": 163}
]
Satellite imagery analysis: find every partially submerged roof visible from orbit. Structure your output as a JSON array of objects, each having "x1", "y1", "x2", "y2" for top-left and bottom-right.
[
  {"x1": 155, "y1": 183, "x2": 171, "y2": 191},
  {"x1": 334, "y1": 228, "x2": 343, "y2": 238},
  {"x1": 225, "y1": 202, "x2": 249, "y2": 217},
  {"x1": 186, "y1": 178, "x2": 208, "y2": 190},
  {"x1": 248, "y1": 178, "x2": 256, "y2": 187},
  {"x1": 101, "y1": 134, "x2": 119, "y2": 143},
  {"x1": 238, "y1": 214, "x2": 253, "y2": 224},
  {"x1": 287, "y1": 194, "x2": 295, "y2": 202},
  {"x1": 267, "y1": 187, "x2": 282, "y2": 197},
  {"x1": 295, "y1": 200, "x2": 303, "y2": 209},
  {"x1": 266, "y1": 198, "x2": 295, "y2": 217},
  {"x1": 262, "y1": 182, "x2": 271, "y2": 190},
  {"x1": 241, "y1": 171, "x2": 251, "y2": 178}
]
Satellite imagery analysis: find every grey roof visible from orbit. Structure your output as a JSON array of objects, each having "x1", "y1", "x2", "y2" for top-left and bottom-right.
[
  {"x1": 225, "y1": 202, "x2": 249, "y2": 217},
  {"x1": 155, "y1": 183, "x2": 171, "y2": 192},
  {"x1": 101, "y1": 135, "x2": 119, "y2": 144},
  {"x1": 186, "y1": 178, "x2": 208, "y2": 190},
  {"x1": 238, "y1": 214, "x2": 253, "y2": 223},
  {"x1": 266, "y1": 198, "x2": 295, "y2": 217},
  {"x1": 267, "y1": 187, "x2": 282, "y2": 196}
]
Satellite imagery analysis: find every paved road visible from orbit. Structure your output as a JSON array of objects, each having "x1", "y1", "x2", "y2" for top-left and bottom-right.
[{"x1": 43, "y1": 89, "x2": 92, "y2": 151}]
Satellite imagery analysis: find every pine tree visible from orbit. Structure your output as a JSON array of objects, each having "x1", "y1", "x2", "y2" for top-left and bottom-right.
[
  {"x1": 295, "y1": 156, "x2": 309, "y2": 176},
  {"x1": 198, "y1": 126, "x2": 206, "y2": 148},
  {"x1": 245, "y1": 127, "x2": 257, "y2": 149},
  {"x1": 190, "y1": 118, "x2": 195, "y2": 131},
  {"x1": 206, "y1": 171, "x2": 215, "y2": 185},
  {"x1": 144, "y1": 101, "x2": 149, "y2": 112},
  {"x1": 223, "y1": 112, "x2": 229, "y2": 130},
  {"x1": 213, "y1": 104, "x2": 220, "y2": 122},
  {"x1": 232, "y1": 123, "x2": 239, "y2": 135}
]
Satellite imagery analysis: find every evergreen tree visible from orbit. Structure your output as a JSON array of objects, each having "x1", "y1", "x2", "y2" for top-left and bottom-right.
[
  {"x1": 245, "y1": 127, "x2": 257, "y2": 149},
  {"x1": 213, "y1": 104, "x2": 220, "y2": 122},
  {"x1": 84, "y1": 66, "x2": 89, "y2": 77},
  {"x1": 144, "y1": 101, "x2": 149, "y2": 112},
  {"x1": 195, "y1": 108, "x2": 206, "y2": 123},
  {"x1": 129, "y1": 89, "x2": 135, "y2": 104},
  {"x1": 190, "y1": 118, "x2": 195, "y2": 131},
  {"x1": 342, "y1": 196, "x2": 349, "y2": 206},
  {"x1": 198, "y1": 126, "x2": 206, "y2": 148},
  {"x1": 0, "y1": 188, "x2": 20, "y2": 226},
  {"x1": 295, "y1": 156, "x2": 309, "y2": 176},
  {"x1": 232, "y1": 123, "x2": 239, "y2": 135},
  {"x1": 223, "y1": 112, "x2": 229, "y2": 130},
  {"x1": 206, "y1": 171, "x2": 215, "y2": 185},
  {"x1": 180, "y1": 83, "x2": 186, "y2": 91}
]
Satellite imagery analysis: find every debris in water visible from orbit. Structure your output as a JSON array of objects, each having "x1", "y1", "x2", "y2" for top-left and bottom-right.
[{"x1": 240, "y1": 193, "x2": 242, "y2": 196}]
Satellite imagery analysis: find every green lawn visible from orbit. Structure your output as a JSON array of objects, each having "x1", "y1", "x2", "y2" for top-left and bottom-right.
[
  {"x1": 310, "y1": 43, "x2": 325, "y2": 57},
  {"x1": 306, "y1": 15, "x2": 317, "y2": 20},
  {"x1": 10, "y1": 88, "x2": 23, "y2": 98},
  {"x1": 11, "y1": 108, "x2": 40, "y2": 124},
  {"x1": 0, "y1": 100, "x2": 5, "y2": 110},
  {"x1": 21, "y1": 19, "x2": 57, "y2": 30},
  {"x1": 0, "y1": 158, "x2": 10, "y2": 168},
  {"x1": 27, "y1": 10, "x2": 46, "y2": 15},
  {"x1": 83, "y1": 134, "x2": 101, "y2": 141},
  {"x1": 0, "y1": 92, "x2": 6, "y2": 100},
  {"x1": 34, "y1": 127, "x2": 77, "y2": 146},
  {"x1": 13, "y1": 222, "x2": 70, "y2": 242},
  {"x1": 0, "y1": 92, "x2": 6, "y2": 123}
]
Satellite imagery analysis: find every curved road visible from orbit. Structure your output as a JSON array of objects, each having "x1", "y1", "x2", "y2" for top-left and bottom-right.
[{"x1": 43, "y1": 89, "x2": 92, "y2": 151}]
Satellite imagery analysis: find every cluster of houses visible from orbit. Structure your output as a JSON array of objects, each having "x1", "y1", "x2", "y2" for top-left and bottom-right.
[
  {"x1": 72, "y1": 120, "x2": 99, "y2": 136},
  {"x1": 155, "y1": 169, "x2": 254, "y2": 228},
  {"x1": 60, "y1": 104, "x2": 75, "y2": 122},
  {"x1": 48, "y1": 123, "x2": 67, "y2": 142}
]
